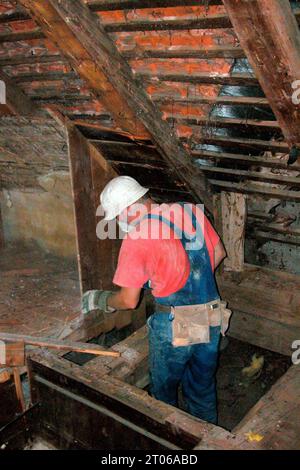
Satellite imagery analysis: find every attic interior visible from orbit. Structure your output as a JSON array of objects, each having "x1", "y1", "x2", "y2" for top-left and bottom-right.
[{"x1": 0, "y1": 0, "x2": 300, "y2": 451}]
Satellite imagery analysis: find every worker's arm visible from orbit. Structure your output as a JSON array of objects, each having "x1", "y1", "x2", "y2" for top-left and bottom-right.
[
  {"x1": 82, "y1": 286, "x2": 141, "y2": 315},
  {"x1": 107, "y1": 287, "x2": 141, "y2": 311},
  {"x1": 214, "y1": 239, "x2": 226, "y2": 270}
]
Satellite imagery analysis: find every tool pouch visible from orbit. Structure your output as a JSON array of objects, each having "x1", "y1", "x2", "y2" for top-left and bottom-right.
[
  {"x1": 171, "y1": 304, "x2": 210, "y2": 347},
  {"x1": 171, "y1": 301, "x2": 232, "y2": 347}
]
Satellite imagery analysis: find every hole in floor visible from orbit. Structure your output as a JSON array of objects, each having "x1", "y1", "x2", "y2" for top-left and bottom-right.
[
  {"x1": 63, "y1": 328, "x2": 291, "y2": 432},
  {"x1": 63, "y1": 323, "x2": 136, "y2": 366},
  {"x1": 216, "y1": 337, "x2": 291, "y2": 430},
  {"x1": 143, "y1": 337, "x2": 291, "y2": 431}
]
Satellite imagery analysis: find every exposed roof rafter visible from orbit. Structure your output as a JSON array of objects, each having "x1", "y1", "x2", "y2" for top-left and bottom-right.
[
  {"x1": 20, "y1": 0, "x2": 214, "y2": 211},
  {"x1": 223, "y1": 0, "x2": 300, "y2": 150}
]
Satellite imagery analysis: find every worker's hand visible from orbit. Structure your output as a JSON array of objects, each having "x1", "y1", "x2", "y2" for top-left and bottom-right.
[{"x1": 81, "y1": 290, "x2": 115, "y2": 315}]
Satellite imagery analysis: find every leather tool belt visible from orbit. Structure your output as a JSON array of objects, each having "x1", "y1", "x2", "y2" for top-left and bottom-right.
[{"x1": 154, "y1": 300, "x2": 232, "y2": 347}]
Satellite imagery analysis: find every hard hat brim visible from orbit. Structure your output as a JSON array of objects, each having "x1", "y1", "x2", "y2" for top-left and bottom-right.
[{"x1": 103, "y1": 187, "x2": 149, "y2": 221}]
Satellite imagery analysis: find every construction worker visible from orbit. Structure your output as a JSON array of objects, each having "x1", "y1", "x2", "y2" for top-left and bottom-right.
[{"x1": 82, "y1": 176, "x2": 229, "y2": 424}]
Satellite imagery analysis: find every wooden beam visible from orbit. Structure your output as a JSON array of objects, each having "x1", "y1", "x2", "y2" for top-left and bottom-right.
[
  {"x1": 65, "y1": 120, "x2": 121, "y2": 293},
  {"x1": 87, "y1": 0, "x2": 223, "y2": 11},
  {"x1": 154, "y1": 95, "x2": 269, "y2": 107},
  {"x1": 0, "y1": 29, "x2": 44, "y2": 43},
  {"x1": 0, "y1": 10, "x2": 30, "y2": 23},
  {"x1": 223, "y1": 0, "x2": 300, "y2": 149},
  {"x1": 124, "y1": 46, "x2": 245, "y2": 60},
  {"x1": 195, "y1": 135, "x2": 289, "y2": 153},
  {"x1": 13, "y1": 367, "x2": 26, "y2": 412},
  {"x1": 19, "y1": 1, "x2": 147, "y2": 139},
  {"x1": 218, "y1": 265, "x2": 300, "y2": 355},
  {"x1": 20, "y1": 0, "x2": 213, "y2": 211},
  {"x1": 221, "y1": 192, "x2": 246, "y2": 272},
  {"x1": 0, "y1": 332, "x2": 120, "y2": 357},
  {"x1": 14, "y1": 71, "x2": 77, "y2": 83},
  {"x1": 140, "y1": 72, "x2": 259, "y2": 86},
  {"x1": 0, "y1": 54, "x2": 66, "y2": 67},
  {"x1": 200, "y1": 165, "x2": 300, "y2": 186},
  {"x1": 0, "y1": 342, "x2": 25, "y2": 367},
  {"x1": 46, "y1": 107, "x2": 123, "y2": 295},
  {"x1": 167, "y1": 115, "x2": 280, "y2": 131},
  {"x1": 192, "y1": 150, "x2": 300, "y2": 171},
  {"x1": 209, "y1": 179, "x2": 300, "y2": 201},
  {"x1": 104, "y1": 14, "x2": 232, "y2": 32},
  {"x1": 0, "y1": 70, "x2": 37, "y2": 116},
  {"x1": 0, "y1": 203, "x2": 4, "y2": 250},
  {"x1": 252, "y1": 230, "x2": 300, "y2": 247}
]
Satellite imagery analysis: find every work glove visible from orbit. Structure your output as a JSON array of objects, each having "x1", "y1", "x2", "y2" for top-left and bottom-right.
[{"x1": 82, "y1": 290, "x2": 115, "y2": 315}]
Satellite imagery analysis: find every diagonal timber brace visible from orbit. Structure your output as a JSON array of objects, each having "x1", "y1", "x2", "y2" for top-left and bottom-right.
[{"x1": 19, "y1": 0, "x2": 213, "y2": 212}]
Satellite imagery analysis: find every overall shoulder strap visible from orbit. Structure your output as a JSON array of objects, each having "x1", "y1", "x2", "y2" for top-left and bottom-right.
[
  {"x1": 182, "y1": 203, "x2": 204, "y2": 243},
  {"x1": 145, "y1": 213, "x2": 183, "y2": 238},
  {"x1": 143, "y1": 202, "x2": 203, "y2": 244}
]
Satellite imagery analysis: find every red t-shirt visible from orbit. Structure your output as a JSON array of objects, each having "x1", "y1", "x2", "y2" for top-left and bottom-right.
[{"x1": 113, "y1": 203, "x2": 220, "y2": 298}]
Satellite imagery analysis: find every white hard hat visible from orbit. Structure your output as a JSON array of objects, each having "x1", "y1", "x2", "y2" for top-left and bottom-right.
[{"x1": 100, "y1": 176, "x2": 149, "y2": 221}]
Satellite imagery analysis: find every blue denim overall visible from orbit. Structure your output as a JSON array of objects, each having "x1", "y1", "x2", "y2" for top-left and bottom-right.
[{"x1": 146, "y1": 204, "x2": 221, "y2": 424}]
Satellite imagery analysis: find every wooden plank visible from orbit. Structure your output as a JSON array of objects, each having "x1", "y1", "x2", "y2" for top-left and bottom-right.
[
  {"x1": 140, "y1": 72, "x2": 258, "y2": 86},
  {"x1": 209, "y1": 179, "x2": 300, "y2": 201},
  {"x1": 13, "y1": 368, "x2": 26, "y2": 412},
  {"x1": 33, "y1": 94, "x2": 91, "y2": 104},
  {"x1": 0, "y1": 203, "x2": 4, "y2": 249},
  {"x1": 228, "y1": 309, "x2": 299, "y2": 357},
  {"x1": 253, "y1": 230, "x2": 300, "y2": 247},
  {"x1": 221, "y1": 192, "x2": 246, "y2": 272},
  {"x1": 87, "y1": 0, "x2": 223, "y2": 11},
  {"x1": 168, "y1": 115, "x2": 280, "y2": 131},
  {"x1": 45, "y1": 107, "x2": 122, "y2": 295},
  {"x1": 0, "y1": 368, "x2": 11, "y2": 384},
  {"x1": 223, "y1": 0, "x2": 300, "y2": 149},
  {"x1": 65, "y1": 118, "x2": 119, "y2": 293},
  {"x1": 89, "y1": 143, "x2": 123, "y2": 291},
  {"x1": 124, "y1": 46, "x2": 245, "y2": 60},
  {"x1": 155, "y1": 95, "x2": 269, "y2": 107},
  {"x1": 21, "y1": 0, "x2": 213, "y2": 211},
  {"x1": 0, "y1": 10, "x2": 31, "y2": 23},
  {"x1": 14, "y1": 71, "x2": 77, "y2": 83},
  {"x1": 201, "y1": 166, "x2": 300, "y2": 186},
  {"x1": 28, "y1": 350, "x2": 221, "y2": 450},
  {"x1": 67, "y1": 126, "x2": 99, "y2": 293},
  {"x1": 0, "y1": 70, "x2": 37, "y2": 116},
  {"x1": 0, "y1": 332, "x2": 120, "y2": 357},
  {"x1": 83, "y1": 325, "x2": 149, "y2": 386},
  {"x1": 219, "y1": 264, "x2": 300, "y2": 329},
  {"x1": 0, "y1": 54, "x2": 66, "y2": 67},
  {"x1": 195, "y1": 135, "x2": 289, "y2": 153},
  {"x1": 0, "y1": 29, "x2": 44, "y2": 43},
  {"x1": 0, "y1": 342, "x2": 25, "y2": 367},
  {"x1": 192, "y1": 149, "x2": 300, "y2": 171},
  {"x1": 104, "y1": 14, "x2": 232, "y2": 32}
]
